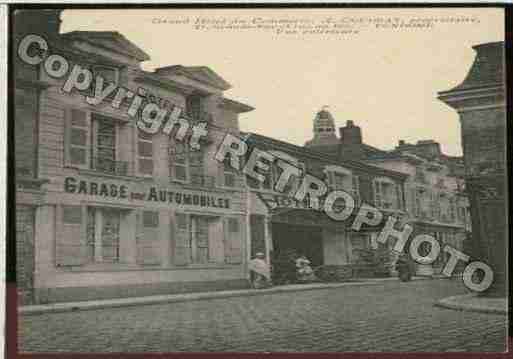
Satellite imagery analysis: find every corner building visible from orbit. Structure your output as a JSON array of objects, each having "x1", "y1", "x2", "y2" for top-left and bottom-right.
[{"x1": 14, "y1": 11, "x2": 254, "y2": 304}]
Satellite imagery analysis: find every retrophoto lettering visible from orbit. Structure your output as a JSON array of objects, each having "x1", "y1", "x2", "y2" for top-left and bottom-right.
[{"x1": 13, "y1": 7, "x2": 507, "y2": 353}]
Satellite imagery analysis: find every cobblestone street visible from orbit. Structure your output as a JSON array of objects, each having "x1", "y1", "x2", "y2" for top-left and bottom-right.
[{"x1": 19, "y1": 279, "x2": 507, "y2": 353}]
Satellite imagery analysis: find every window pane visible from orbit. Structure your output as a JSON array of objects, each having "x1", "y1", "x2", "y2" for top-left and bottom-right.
[
  {"x1": 175, "y1": 165, "x2": 187, "y2": 181},
  {"x1": 94, "y1": 67, "x2": 117, "y2": 83},
  {"x1": 70, "y1": 147, "x2": 86, "y2": 165},
  {"x1": 143, "y1": 211, "x2": 159, "y2": 228},
  {"x1": 176, "y1": 213, "x2": 187, "y2": 230},
  {"x1": 63, "y1": 206, "x2": 82, "y2": 224},
  {"x1": 225, "y1": 173, "x2": 235, "y2": 187},
  {"x1": 228, "y1": 218, "x2": 239, "y2": 233},
  {"x1": 102, "y1": 209, "x2": 120, "y2": 263},
  {"x1": 138, "y1": 141, "x2": 153, "y2": 157},
  {"x1": 139, "y1": 158, "x2": 153, "y2": 175},
  {"x1": 70, "y1": 128, "x2": 87, "y2": 146},
  {"x1": 71, "y1": 110, "x2": 87, "y2": 127}
]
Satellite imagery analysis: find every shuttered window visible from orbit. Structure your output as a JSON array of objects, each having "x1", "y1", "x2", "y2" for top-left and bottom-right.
[
  {"x1": 65, "y1": 109, "x2": 90, "y2": 169},
  {"x1": 224, "y1": 217, "x2": 242, "y2": 264},
  {"x1": 55, "y1": 205, "x2": 88, "y2": 266},
  {"x1": 136, "y1": 210, "x2": 161, "y2": 265},
  {"x1": 138, "y1": 129, "x2": 153, "y2": 176}
]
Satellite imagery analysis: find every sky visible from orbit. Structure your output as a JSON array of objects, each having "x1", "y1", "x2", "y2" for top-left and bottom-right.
[{"x1": 61, "y1": 8, "x2": 504, "y2": 156}]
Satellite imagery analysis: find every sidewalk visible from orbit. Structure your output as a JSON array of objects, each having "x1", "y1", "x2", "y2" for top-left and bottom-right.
[
  {"x1": 19, "y1": 275, "x2": 447, "y2": 316},
  {"x1": 435, "y1": 293, "x2": 508, "y2": 314}
]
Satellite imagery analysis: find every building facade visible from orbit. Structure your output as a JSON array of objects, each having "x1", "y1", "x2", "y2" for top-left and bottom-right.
[
  {"x1": 438, "y1": 41, "x2": 507, "y2": 296},
  {"x1": 14, "y1": 10, "x2": 254, "y2": 304},
  {"x1": 246, "y1": 131, "x2": 408, "y2": 282},
  {"x1": 305, "y1": 110, "x2": 471, "y2": 275}
]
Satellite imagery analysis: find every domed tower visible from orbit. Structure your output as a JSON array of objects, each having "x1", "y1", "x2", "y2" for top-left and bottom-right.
[{"x1": 304, "y1": 106, "x2": 339, "y2": 147}]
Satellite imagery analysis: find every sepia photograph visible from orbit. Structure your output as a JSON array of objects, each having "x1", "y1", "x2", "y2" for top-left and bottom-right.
[{"x1": 10, "y1": 6, "x2": 508, "y2": 353}]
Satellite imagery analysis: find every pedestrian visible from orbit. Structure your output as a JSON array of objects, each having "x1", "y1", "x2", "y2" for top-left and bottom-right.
[{"x1": 248, "y1": 252, "x2": 272, "y2": 289}]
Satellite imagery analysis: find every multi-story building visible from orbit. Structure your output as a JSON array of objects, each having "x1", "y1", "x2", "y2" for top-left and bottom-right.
[
  {"x1": 305, "y1": 110, "x2": 471, "y2": 275},
  {"x1": 246, "y1": 127, "x2": 408, "y2": 282},
  {"x1": 438, "y1": 41, "x2": 507, "y2": 296},
  {"x1": 14, "y1": 10, "x2": 254, "y2": 304}
]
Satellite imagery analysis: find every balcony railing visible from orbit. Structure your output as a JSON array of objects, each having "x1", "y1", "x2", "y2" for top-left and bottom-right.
[
  {"x1": 190, "y1": 174, "x2": 215, "y2": 188},
  {"x1": 91, "y1": 157, "x2": 129, "y2": 176}
]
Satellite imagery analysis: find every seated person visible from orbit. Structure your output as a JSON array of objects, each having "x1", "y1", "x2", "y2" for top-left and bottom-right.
[{"x1": 295, "y1": 255, "x2": 317, "y2": 282}]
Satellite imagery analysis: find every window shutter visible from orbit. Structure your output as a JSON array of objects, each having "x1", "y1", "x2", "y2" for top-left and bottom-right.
[
  {"x1": 136, "y1": 211, "x2": 161, "y2": 265},
  {"x1": 208, "y1": 219, "x2": 225, "y2": 264},
  {"x1": 55, "y1": 205, "x2": 87, "y2": 266},
  {"x1": 373, "y1": 180, "x2": 382, "y2": 208},
  {"x1": 174, "y1": 212, "x2": 191, "y2": 265},
  {"x1": 224, "y1": 217, "x2": 242, "y2": 264},
  {"x1": 65, "y1": 109, "x2": 90, "y2": 169},
  {"x1": 352, "y1": 175, "x2": 360, "y2": 204}
]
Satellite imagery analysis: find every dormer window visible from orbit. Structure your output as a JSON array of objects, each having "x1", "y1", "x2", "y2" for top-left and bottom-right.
[{"x1": 92, "y1": 65, "x2": 119, "y2": 85}]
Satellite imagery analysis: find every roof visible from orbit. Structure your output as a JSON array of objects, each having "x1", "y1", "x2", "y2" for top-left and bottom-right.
[
  {"x1": 156, "y1": 65, "x2": 232, "y2": 91},
  {"x1": 441, "y1": 41, "x2": 504, "y2": 93},
  {"x1": 219, "y1": 98, "x2": 254, "y2": 113},
  {"x1": 61, "y1": 31, "x2": 151, "y2": 62},
  {"x1": 244, "y1": 132, "x2": 407, "y2": 180}
]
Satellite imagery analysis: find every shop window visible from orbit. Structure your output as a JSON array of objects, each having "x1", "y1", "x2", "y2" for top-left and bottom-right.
[
  {"x1": 86, "y1": 208, "x2": 121, "y2": 263},
  {"x1": 173, "y1": 213, "x2": 241, "y2": 265},
  {"x1": 138, "y1": 129, "x2": 154, "y2": 176}
]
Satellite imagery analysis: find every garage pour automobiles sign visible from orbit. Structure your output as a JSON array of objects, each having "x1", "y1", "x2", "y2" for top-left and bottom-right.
[{"x1": 64, "y1": 177, "x2": 231, "y2": 209}]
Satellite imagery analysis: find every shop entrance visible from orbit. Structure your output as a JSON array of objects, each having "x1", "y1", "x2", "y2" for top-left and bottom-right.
[{"x1": 271, "y1": 222, "x2": 323, "y2": 284}]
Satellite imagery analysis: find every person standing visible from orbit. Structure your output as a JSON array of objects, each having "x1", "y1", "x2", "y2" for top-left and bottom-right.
[{"x1": 248, "y1": 252, "x2": 272, "y2": 289}]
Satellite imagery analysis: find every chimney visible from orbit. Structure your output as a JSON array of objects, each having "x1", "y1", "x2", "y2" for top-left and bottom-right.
[
  {"x1": 398, "y1": 140, "x2": 405, "y2": 146},
  {"x1": 339, "y1": 120, "x2": 362, "y2": 145}
]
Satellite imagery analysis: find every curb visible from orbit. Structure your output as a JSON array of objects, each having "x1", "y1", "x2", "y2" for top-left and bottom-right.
[
  {"x1": 20, "y1": 275, "x2": 451, "y2": 316},
  {"x1": 435, "y1": 294, "x2": 508, "y2": 315},
  {"x1": 19, "y1": 280, "x2": 382, "y2": 316}
]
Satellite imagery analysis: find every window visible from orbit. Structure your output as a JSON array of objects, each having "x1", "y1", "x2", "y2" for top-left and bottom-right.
[
  {"x1": 325, "y1": 166, "x2": 352, "y2": 192},
  {"x1": 169, "y1": 141, "x2": 210, "y2": 186},
  {"x1": 66, "y1": 109, "x2": 90, "y2": 168},
  {"x1": 373, "y1": 178, "x2": 401, "y2": 210},
  {"x1": 222, "y1": 159, "x2": 237, "y2": 188},
  {"x1": 86, "y1": 207, "x2": 122, "y2": 263},
  {"x1": 92, "y1": 66, "x2": 119, "y2": 85},
  {"x1": 65, "y1": 110, "x2": 129, "y2": 175},
  {"x1": 352, "y1": 175, "x2": 361, "y2": 204},
  {"x1": 186, "y1": 94, "x2": 202, "y2": 122},
  {"x1": 173, "y1": 214, "x2": 241, "y2": 266},
  {"x1": 138, "y1": 129, "x2": 154, "y2": 176}
]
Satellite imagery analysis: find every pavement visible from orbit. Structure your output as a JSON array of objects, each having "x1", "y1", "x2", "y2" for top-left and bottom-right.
[
  {"x1": 436, "y1": 293, "x2": 508, "y2": 314},
  {"x1": 18, "y1": 278, "x2": 507, "y2": 352},
  {"x1": 20, "y1": 276, "x2": 440, "y2": 315}
]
